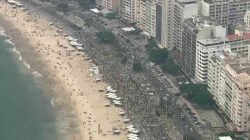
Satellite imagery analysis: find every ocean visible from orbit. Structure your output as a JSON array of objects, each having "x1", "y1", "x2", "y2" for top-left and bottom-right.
[{"x1": 0, "y1": 33, "x2": 60, "y2": 139}]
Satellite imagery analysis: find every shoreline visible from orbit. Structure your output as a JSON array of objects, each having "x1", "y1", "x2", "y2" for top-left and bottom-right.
[
  {"x1": 0, "y1": 1, "x2": 127, "y2": 140},
  {"x1": 0, "y1": 11, "x2": 80, "y2": 140}
]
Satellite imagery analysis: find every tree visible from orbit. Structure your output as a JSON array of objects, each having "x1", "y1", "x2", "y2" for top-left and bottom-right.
[
  {"x1": 77, "y1": 0, "x2": 95, "y2": 10},
  {"x1": 133, "y1": 62, "x2": 142, "y2": 72},
  {"x1": 148, "y1": 48, "x2": 168, "y2": 64},
  {"x1": 160, "y1": 58, "x2": 180, "y2": 75},
  {"x1": 235, "y1": 137, "x2": 245, "y2": 140},
  {"x1": 180, "y1": 84, "x2": 213, "y2": 108},
  {"x1": 145, "y1": 39, "x2": 168, "y2": 64},
  {"x1": 105, "y1": 13, "x2": 116, "y2": 19},
  {"x1": 96, "y1": 30, "x2": 115, "y2": 43}
]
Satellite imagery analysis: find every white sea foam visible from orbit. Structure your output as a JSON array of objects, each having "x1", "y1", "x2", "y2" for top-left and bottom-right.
[
  {"x1": 10, "y1": 46, "x2": 23, "y2": 61},
  {"x1": 19, "y1": 55, "x2": 22, "y2": 61},
  {"x1": 23, "y1": 60, "x2": 31, "y2": 70},
  {"x1": 5, "y1": 39, "x2": 15, "y2": 46},
  {"x1": 32, "y1": 71, "x2": 43, "y2": 77},
  {"x1": 11, "y1": 46, "x2": 19, "y2": 54},
  {"x1": 0, "y1": 27, "x2": 7, "y2": 37},
  {"x1": 50, "y1": 98, "x2": 55, "y2": 107}
]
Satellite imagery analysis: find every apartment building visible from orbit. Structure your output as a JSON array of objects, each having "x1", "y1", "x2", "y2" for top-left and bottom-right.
[
  {"x1": 142, "y1": 0, "x2": 157, "y2": 37},
  {"x1": 181, "y1": 16, "x2": 216, "y2": 79},
  {"x1": 173, "y1": 0, "x2": 198, "y2": 59},
  {"x1": 119, "y1": 0, "x2": 147, "y2": 24},
  {"x1": 244, "y1": 10, "x2": 250, "y2": 29},
  {"x1": 201, "y1": 0, "x2": 250, "y2": 27},
  {"x1": 208, "y1": 51, "x2": 250, "y2": 131},
  {"x1": 155, "y1": 0, "x2": 162, "y2": 43},
  {"x1": 196, "y1": 31, "x2": 250, "y2": 83},
  {"x1": 135, "y1": 0, "x2": 146, "y2": 29},
  {"x1": 96, "y1": 0, "x2": 120, "y2": 13},
  {"x1": 160, "y1": 0, "x2": 174, "y2": 48}
]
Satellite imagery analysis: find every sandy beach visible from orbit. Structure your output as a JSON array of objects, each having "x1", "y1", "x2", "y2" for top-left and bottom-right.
[{"x1": 0, "y1": 1, "x2": 127, "y2": 140}]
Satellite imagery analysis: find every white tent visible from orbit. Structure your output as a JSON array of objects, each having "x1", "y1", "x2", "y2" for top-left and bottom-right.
[
  {"x1": 122, "y1": 27, "x2": 136, "y2": 32},
  {"x1": 69, "y1": 41, "x2": 82, "y2": 47},
  {"x1": 67, "y1": 36, "x2": 77, "y2": 42},
  {"x1": 90, "y1": 8, "x2": 100, "y2": 14},
  {"x1": 218, "y1": 136, "x2": 232, "y2": 140}
]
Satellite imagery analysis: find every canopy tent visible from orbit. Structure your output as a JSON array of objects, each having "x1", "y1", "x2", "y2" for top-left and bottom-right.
[
  {"x1": 122, "y1": 27, "x2": 136, "y2": 32},
  {"x1": 90, "y1": 8, "x2": 100, "y2": 14}
]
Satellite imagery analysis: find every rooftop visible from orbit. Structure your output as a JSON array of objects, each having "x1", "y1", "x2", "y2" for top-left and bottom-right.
[
  {"x1": 227, "y1": 33, "x2": 250, "y2": 41},
  {"x1": 229, "y1": 63, "x2": 250, "y2": 75},
  {"x1": 198, "y1": 37, "x2": 228, "y2": 45},
  {"x1": 177, "y1": 0, "x2": 197, "y2": 5},
  {"x1": 184, "y1": 16, "x2": 216, "y2": 29}
]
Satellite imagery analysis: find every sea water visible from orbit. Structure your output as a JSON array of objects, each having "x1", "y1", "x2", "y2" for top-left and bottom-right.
[{"x1": 0, "y1": 34, "x2": 60, "y2": 139}]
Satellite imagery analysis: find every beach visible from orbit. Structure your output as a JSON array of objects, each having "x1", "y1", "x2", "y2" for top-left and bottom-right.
[{"x1": 0, "y1": 1, "x2": 127, "y2": 140}]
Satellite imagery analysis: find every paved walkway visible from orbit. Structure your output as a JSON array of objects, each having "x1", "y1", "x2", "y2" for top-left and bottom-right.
[{"x1": 197, "y1": 109, "x2": 224, "y2": 128}]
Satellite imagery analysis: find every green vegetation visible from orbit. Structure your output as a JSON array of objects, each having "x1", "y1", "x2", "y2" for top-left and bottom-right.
[
  {"x1": 146, "y1": 39, "x2": 168, "y2": 64},
  {"x1": 160, "y1": 59, "x2": 180, "y2": 76},
  {"x1": 105, "y1": 13, "x2": 116, "y2": 19},
  {"x1": 77, "y1": 0, "x2": 95, "y2": 10},
  {"x1": 96, "y1": 30, "x2": 115, "y2": 43},
  {"x1": 149, "y1": 48, "x2": 168, "y2": 64},
  {"x1": 145, "y1": 38, "x2": 180, "y2": 75},
  {"x1": 56, "y1": 3, "x2": 69, "y2": 13},
  {"x1": 133, "y1": 62, "x2": 143, "y2": 72},
  {"x1": 180, "y1": 84, "x2": 213, "y2": 108},
  {"x1": 236, "y1": 137, "x2": 245, "y2": 140}
]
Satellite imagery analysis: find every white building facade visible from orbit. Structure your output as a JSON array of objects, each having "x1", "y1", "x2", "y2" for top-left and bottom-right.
[
  {"x1": 160, "y1": 0, "x2": 174, "y2": 48},
  {"x1": 96, "y1": 0, "x2": 120, "y2": 13},
  {"x1": 195, "y1": 30, "x2": 250, "y2": 83},
  {"x1": 173, "y1": 0, "x2": 198, "y2": 58},
  {"x1": 201, "y1": 0, "x2": 250, "y2": 27},
  {"x1": 244, "y1": 10, "x2": 250, "y2": 29},
  {"x1": 208, "y1": 52, "x2": 250, "y2": 131}
]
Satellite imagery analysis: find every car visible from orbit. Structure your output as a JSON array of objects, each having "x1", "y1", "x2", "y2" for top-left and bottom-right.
[
  {"x1": 180, "y1": 114, "x2": 185, "y2": 119},
  {"x1": 189, "y1": 128, "x2": 193, "y2": 132}
]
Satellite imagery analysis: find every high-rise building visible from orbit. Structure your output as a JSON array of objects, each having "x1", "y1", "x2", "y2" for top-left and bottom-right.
[
  {"x1": 119, "y1": 0, "x2": 146, "y2": 24},
  {"x1": 142, "y1": 0, "x2": 157, "y2": 37},
  {"x1": 96, "y1": 0, "x2": 120, "y2": 13},
  {"x1": 208, "y1": 51, "x2": 250, "y2": 132},
  {"x1": 135, "y1": 0, "x2": 146, "y2": 29},
  {"x1": 173, "y1": 0, "x2": 198, "y2": 60},
  {"x1": 155, "y1": 0, "x2": 162, "y2": 43},
  {"x1": 201, "y1": 0, "x2": 250, "y2": 27},
  {"x1": 181, "y1": 16, "x2": 215, "y2": 79},
  {"x1": 180, "y1": 16, "x2": 250, "y2": 83},
  {"x1": 195, "y1": 31, "x2": 250, "y2": 83},
  {"x1": 244, "y1": 10, "x2": 250, "y2": 29},
  {"x1": 160, "y1": 0, "x2": 174, "y2": 48}
]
